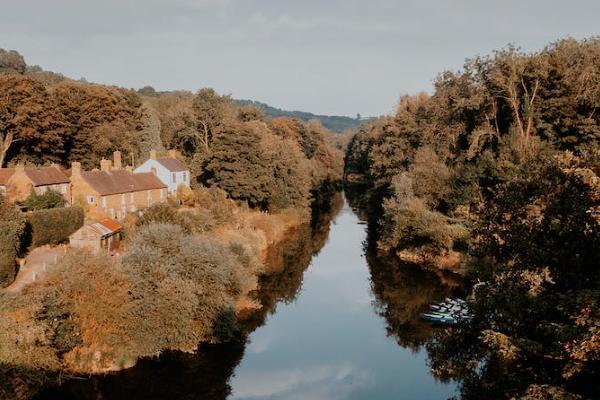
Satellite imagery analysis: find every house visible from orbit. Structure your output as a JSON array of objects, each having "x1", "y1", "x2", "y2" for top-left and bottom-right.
[
  {"x1": 0, "y1": 164, "x2": 71, "y2": 203},
  {"x1": 71, "y1": 151, "x2": 168, "y2": 220},
  {"x1": 134, "y1": 149, "x2": 190, "y2": 197},
  {"x1": 70, "y1": 218, "x2": 122, "y2": 253}
]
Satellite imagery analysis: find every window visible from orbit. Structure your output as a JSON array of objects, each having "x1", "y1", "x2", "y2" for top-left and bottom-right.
[
  {"x1": 182, "y1": 172, "x2": 187, "y2": 182},
  {"x1": 121, "y1": 194, "x2": 126, "y2": 205},
  {"x1": 172, "y1": 172, "x2": 176, "y2": 183},
  {"x1": 87, "y1": 196, "x2": 95, "y2": 204},
  {"x1": 39, "y1": 186, "x2": 47, "y2": 194},
  {"x1": 60, "y1": 184, "x2": 67, "y2": 194},
  {"x1": 130, "y1": 193, "x2": 134, "y2": 203},
  {"x1": 101, "y1": 197, "x2": 107, "y2": 208},
  {"x1": 160, "y1": 189, "x2": 164, "y2": 200}
]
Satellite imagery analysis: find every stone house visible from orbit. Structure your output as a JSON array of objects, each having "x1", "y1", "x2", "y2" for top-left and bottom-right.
[
  {"x1": 71, "y1": 151, "x2": 168, "y2": 220},
  {"x1": 0, "y1": 164, "x2": 71, "y2": 203},
  {"x1": 134, "y1": 149, "x2": 190, "y2": 197},
  {"x1": 70, "y1": 218, "x2": 122, "y2": 253}
]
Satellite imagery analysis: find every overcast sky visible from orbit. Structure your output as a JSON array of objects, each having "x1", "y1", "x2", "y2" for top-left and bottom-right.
[{"x1": 1, "y1": 0, "x2": 599, "y2": 116}]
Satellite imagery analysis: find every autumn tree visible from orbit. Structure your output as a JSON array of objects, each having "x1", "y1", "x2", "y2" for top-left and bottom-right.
[
  {"x1": 0, "y1": 74, "x2": 66, "y2": 166},
  {"x1": 0, "y1": 49, "x2": 26, "y2": 74}
]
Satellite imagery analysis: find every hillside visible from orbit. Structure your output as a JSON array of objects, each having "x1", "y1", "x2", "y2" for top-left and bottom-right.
[{"x1": 234, "y1": 99, "x2": 363, "y2": 133}]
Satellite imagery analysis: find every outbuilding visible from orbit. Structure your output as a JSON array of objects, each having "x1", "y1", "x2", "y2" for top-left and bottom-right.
[{"x1": 69, "y1": 218, "x2": 122, "y2": 253}]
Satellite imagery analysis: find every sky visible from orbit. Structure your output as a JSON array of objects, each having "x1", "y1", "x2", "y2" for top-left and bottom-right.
[{"x1": 1, "y1": 0, "x2": 599, "y2": 117}]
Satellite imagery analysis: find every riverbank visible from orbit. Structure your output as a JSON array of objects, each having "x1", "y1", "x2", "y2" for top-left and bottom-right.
[
  {"x1": 32, "y1": 193, "x2": 459, "y2": 400},
  {"x1": 0, "y1": 189, "x2": 320, "y2": 400}
]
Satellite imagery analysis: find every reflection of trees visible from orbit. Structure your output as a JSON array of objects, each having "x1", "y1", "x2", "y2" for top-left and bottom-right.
[
  {"x1": 244, "y1": 192, "x2": 344, "y2": 332},
  {"x1": 32, "y1": 193, "x2": 343, "y2": 400},
  {"x1": 36, "y1": 344, "x2": 245, "y2": 400},
  {"x1": 367, "y1": 251, "x2": 465, "y2": 351}
]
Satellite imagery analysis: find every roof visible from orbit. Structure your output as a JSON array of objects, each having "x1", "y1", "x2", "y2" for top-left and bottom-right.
[
  {"x1": 81, "y1": 170, "x2": 167, "y2": 196},
  {"x1": 156, "y1": 157, "x2": 188, "y2": 172},
  {"x1": 85, "y1": 218, "x2": 122, "y2": 238},
  {"x1": 0, "y1": 168, "x2": 15, "y2": 185},
  {"x1": 25, "y1": 166, "x2": 70, "y2": 186}
]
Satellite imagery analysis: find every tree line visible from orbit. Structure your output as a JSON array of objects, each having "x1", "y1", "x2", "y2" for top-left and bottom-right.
[
  {"x1": 0, "y1": 50, "x2": 343, "y2": 212},
  {"x1": 345, "y1": 38, "x2": 599, "y2": 398}
]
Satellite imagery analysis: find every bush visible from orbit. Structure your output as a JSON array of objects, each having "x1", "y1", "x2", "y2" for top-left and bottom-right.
[
  {"x1": 0, "y1": 195, "x2": 25, "y2": 287},
  {"x1": 136, "y1": 202, "x2": 192, "y2": 233},
  {"x1": 22, "y1": 207, "x2": 84, "y2": 249},
  {"x1": 21, "y1": 189, "x2": 66, "y2": 211},
  {"x1": 122, "y1": 223, "x2": 244, "y2": 352}
]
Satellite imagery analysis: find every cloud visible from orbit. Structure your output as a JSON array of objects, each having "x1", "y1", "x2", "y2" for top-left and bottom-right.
[
  {"x1": 2, "y1": 0, "x2": 599, "y2": 116},
  {"x1": 230, "y1": 363, "x2": 373, "y2": 399}
]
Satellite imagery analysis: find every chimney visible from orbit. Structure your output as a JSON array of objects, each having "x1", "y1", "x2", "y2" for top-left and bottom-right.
[
  {"x1": 71, "y1": 162, "x2": 81, "y2": 176},
  {"x1": 113, "y1": 151, "x2": 122, "y2": 170},
  {"x1": 100, "y1": 158, "x2": 112, "y2": 173},
  {"x1": 150, "y1": 149, "x2": 157, "y2": 160},
  {"x1": 168, "y1": 149, "x2": 178, "y2": 158}
]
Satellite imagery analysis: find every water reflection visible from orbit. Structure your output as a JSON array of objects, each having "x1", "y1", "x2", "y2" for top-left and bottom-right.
[
  {"x1": 368, "y1": 253, "x2": 466, "y2": 351},
  {"x1": 31, "y1": 192, "x2": 463, "y2": 399}
]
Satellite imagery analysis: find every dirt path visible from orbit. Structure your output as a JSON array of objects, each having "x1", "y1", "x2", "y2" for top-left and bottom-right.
[{"x1": 4, "y1": 245, "x2": 68, "y2": 293}]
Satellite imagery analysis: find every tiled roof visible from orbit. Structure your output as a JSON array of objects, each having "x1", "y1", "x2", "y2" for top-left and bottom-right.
[
  {"x1": 156, "y1": 157, "x2": 188, "y2": 172},
  {"x1": 25, "y1": 166, "x2": 70, "y2": 186},
  {"x1": 0, "y1": 168, "x2": 15, "y2": 185},
  {"x1": 81, "y1": 170, "x2": 167, "y2": 196}
]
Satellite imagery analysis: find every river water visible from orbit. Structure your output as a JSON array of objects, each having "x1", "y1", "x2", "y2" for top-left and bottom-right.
[{"x1": 36, "y1": 195, "x2": 461, "y2": 399}]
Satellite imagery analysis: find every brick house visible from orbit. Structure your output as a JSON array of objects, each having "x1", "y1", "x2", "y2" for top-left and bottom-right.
[
  {"x1": 70, "y1": 218, "x2": 122, "y2": 253},
  {"x1": 134, "y1": 149, "x2": 190, "y2": 197},
  {"x1": 0, "y1": 164, "x2": 71, "y2": 203},
  {"x1": 71, "y1": 151, "x2": 168, "y2": 220}
]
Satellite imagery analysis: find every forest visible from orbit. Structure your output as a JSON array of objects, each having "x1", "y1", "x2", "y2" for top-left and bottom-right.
[{"x1": 345, "y1": 38, "x2": 599, "y2": 398}]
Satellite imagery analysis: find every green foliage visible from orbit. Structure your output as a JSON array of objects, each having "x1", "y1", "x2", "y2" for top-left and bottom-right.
[
  {"x1": 380, "y1": 175, "x2": 469, "y2": 256},
  {"x1": 0, "y1": 195, "x2": 25, "y2": 287},
  {"x1": 347, "y1": 37, "x2": 600, "y2": 398},
  {"x1": 136, "y1": 202, "x2": 192, "y2": 233},
  {"x1": 21, "y1": 189, "x2": 66, "y2": 210},
  {"x1": 234, "y1": 99, "x2": 364, "y2": 133},
  {"x1": 23, "y1": 206, "x2": 84, "y2": 249},
  {"x1": 122, "y1": 223, "x2": 247, "y2": 353}
]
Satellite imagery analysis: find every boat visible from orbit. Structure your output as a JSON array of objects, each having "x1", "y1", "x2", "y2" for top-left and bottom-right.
[{"x1": 420, "y1": 297, "x2": 473, "y2": 326}]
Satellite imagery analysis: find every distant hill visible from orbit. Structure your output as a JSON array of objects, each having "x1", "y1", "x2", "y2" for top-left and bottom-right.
[{"x1": 234, "y1": 99, "x2": 364, "y2": 133}]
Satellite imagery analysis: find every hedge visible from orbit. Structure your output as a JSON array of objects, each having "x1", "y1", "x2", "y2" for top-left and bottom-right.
[
  {"x1": 22, "y1": 207, "x2": 84, "y2": 249},
  {"x1": 0, "y1": 196, "x2": 26, "y2": 287}
]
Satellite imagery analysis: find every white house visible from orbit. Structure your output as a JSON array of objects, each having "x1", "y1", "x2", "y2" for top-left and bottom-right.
[{"x1": 134, "y1": 150, "x2": 190, "y2": 196}]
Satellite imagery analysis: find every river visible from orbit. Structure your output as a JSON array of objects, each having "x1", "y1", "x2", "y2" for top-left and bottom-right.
[{"x1": 36, "y1": 194, "x2": 462, "y2": 399}]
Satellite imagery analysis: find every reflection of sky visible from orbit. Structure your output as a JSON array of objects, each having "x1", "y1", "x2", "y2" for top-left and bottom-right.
[{"x1": 230, "y1": 200, "x2": 456, "y2": 400}]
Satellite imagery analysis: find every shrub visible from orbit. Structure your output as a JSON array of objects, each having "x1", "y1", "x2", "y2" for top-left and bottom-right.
[
  {"x1": 21, "y1": 189, "x2": 66, "y2": 211},
  {"x1": 136, "y1": 202, "x2": 192, "y2": 233},
  {"x1": 379, "y1": 174, "x2": 469, "y2": 255},
  {"x1": 0, "y1": 195, "x2": 26, "y2": 287},
  {"x1": 176, "y1": 184, "x2": 195, "y2": 206},
  {"x1": 22, "y1": 206, "x2": 84, "y2": 249},
  {"x1": 122, "y1": 223, "x2": 244, "y2": 352}
]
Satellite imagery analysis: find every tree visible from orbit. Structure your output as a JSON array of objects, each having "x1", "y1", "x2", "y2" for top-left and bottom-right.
[
  {"x1": 0, "y1": 74, "x2": 66, "y2": 166},
  {"x1": 191, "y1": 88, "x2": 233, "y2": 153},
  {"x1": 0, "y1": 49, "x2": 26, "y2": 74},
  {"x1": 21, "y1": 189, "x2": 66, "y2": 210}
]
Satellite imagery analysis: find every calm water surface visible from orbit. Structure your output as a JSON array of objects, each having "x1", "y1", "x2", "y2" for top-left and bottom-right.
[
  {"x1": 36, "y1": 196, "x2": 458, "y2": 399},
  {"x1": 228, "y1": 198, "x2": 456, "y2": 400}
]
